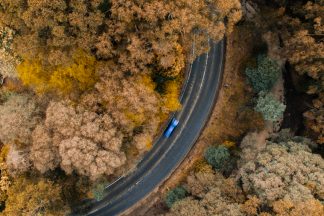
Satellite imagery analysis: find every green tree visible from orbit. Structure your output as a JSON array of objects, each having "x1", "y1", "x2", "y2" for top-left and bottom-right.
[
  {"x1": 255, "y1": 92, "x2": 286, "y2": 122},
  {"x1": 204, "y1": 145, "x2": 230, "y2": 171},
  {"x1": 91, "y1": 182, "x2": 107, "y2": 201},
  {"x1": 165, "y1": 186, "x2": 188, "y2": 208},
  {"x1": 245, "y1": 55, "x2": 281, "y2": 92}
]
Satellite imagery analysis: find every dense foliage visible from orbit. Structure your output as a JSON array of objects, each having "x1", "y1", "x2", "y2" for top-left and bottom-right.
[
  {"x1": 165, "y1": 186, "x2": 188, "y2": 208},
  {"x1": 204, "y1": 145, "x2": 230, "y2": 171},
  {"x1": 0, "y1": 1, "x2": 243, "y2": 214},
  {"x1": 0, "y1": 0, "x2": 242, "y2": 180},
  {"x1": 278, "y1": 1, "x2": 324, "y2": 143},
  {"x1": 0, "y1": 145, "x2": 10, "y2": 205},
  {"x1": 255, "y1": 92, "x2": 286, "y2": 122},
  {"x1": 2, "y1": 177, "x2": 69, "y2": 216},
  {"x1": 0, "y1": 0, "x2": 242, "y2": 85},
  {"x1": 239, "y1": 133, "x2": 324, "y2": 206},
  {"x1": 17, "y1": 50, "x2": 98, "y2": 95},
  {"x1": 91, "y1": 182, "x2": 107, "y2": 201},
  {"x1": 166, "y1": 132, "x2": 324, "y2": 216},
  {"x1": 245, "y1": 55, "x2": 281, "y2": 93},
  {"x1": 0, "y1": 93, "x2": 40, "y2": 147}
]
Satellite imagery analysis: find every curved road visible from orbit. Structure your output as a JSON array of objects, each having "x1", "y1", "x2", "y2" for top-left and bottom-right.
[{"x1": 73, "y1": 39, "x2": 225, "y2": 216}]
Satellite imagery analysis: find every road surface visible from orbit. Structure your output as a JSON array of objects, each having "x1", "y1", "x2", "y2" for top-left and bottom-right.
[{"x1": 72, "y1": 39, "x2": 225, "y2": 216}]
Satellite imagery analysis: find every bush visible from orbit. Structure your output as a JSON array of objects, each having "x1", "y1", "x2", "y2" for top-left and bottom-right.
[
  {"x1": 245, "y1": 55, "x2": 281, "y2": 92},
  {"x1": 204, "y1": 145, "x2": 230, "y2": 170},
  {"x1": 91, "y1": 183, "x2": 107, "y2": 201},
  {"x1": 255, "y1": 92, "x2": 286, "y2": 122},
  {"x1": 165, "y1": 186, "x2": 188, "y2": 208}
]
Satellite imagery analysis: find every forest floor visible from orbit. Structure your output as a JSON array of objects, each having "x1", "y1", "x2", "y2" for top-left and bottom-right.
[{"x1": 123, "y1": 22, "x2": 266, "y2": 216}]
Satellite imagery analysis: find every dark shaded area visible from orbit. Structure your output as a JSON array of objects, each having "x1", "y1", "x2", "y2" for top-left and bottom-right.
[
  {"x1": 98, "y1": 0, "x2": 112, "y2": 17},
  {"x1": 280, "y1": 63, "x2": 313, "y2": 135},
  {"x1": 151, "y1": 73, "x2": 176, "y2": 94}
]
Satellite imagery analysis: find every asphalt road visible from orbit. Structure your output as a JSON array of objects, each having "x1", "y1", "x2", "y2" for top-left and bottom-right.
[{"x1": 72, "y1": 39, "x2": 225, "y2": 216}]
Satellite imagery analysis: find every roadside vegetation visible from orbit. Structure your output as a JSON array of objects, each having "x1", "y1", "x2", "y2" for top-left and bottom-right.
[
  {"x1": 166, "y1": 132, "x2": 324, "y2": 216},
  {"x1": 145, "y1": 1, "x2": 323, "y2": 216},
  {"x1": 0, "y1": 0, "x2": 242, "y2": 214}
]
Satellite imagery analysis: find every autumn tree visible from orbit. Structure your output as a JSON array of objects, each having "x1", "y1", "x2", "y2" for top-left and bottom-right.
[
  {"x1": 0, "y1": 93, "x2": 40, "y2": 147},
  {"x1": 30, "y1": 100, "x2": 126, "y2": 180},
  {"x1": 166, "y1": 169, "x2": 246, "y2": 216},
  {"x1": 0, "y1": 145, "x2": 11, "y2": 205},
  {"x1": 0, "y1": 0, "x2": 242, "y2": 79},
  {"x1": 165, "y1": 131, "x2": 324, "y2": 216},
  {"x1": 0, "y1": 0, "x2": 104, "y2": 66},
  {"x1": 0, "y1": 26, "x2": 19, "y2": 79},
  {"x1": 20, "y1": 61, "x2": 183, "y2": 180},
  {"x1": 0, "y1": 0, "x2": 245, "y2": 214},
  {"x1": 278, "y1": 1, "x2": 324, "y2": 143},
  {"x1": 17, "y1": 50, "x2": 98, "y2": 95},
  {"x1": 6, "y1": 145, "x2": 31, "y2": 176},
  {"x1": 2, "y1": 177, "x2": 70, "y2": 216},
  {"x1": 94, "y1": 64, "x2": 174, "y2": 152},
  {"x1": 238, "y1": 133, "x2": 324, "y2": 206},
  {"x1": 272, "y1": 198, "x2": 324, "y2": 216}
]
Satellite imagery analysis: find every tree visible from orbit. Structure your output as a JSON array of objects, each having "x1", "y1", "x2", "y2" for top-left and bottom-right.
[
  {"x1": 278, "y1": 1, "x2": 324, "y2": 144},
  {"x1": 91, "y1": 182, "x2": 108, "y2": 201},
  {"x1": 166, "y1": 198, "x2": 207, "y2": 216},
  {"x1": 94, "y1": 68, "x2": 165, "y2": 153},
  {"x1": 30, "y1": 124, "x2": 60, "y2": 174},
  {"x1": 0, "y1": 0, "x2": 103, "y2": 66},
  {"x1": 17, "y1": 50, "x2": 98, "y2": 95},
  {"x1": 303, "y1": 95, "x2": 324, "y2": 144},
  {"x1": 0, "y1": 0, "x2": 242, "y2": 77},
  {"x1": 30, "y1": 100, "x2": 127, "y2": 180},
  {"x1": 204, "y1": 145, "x2": 230, "y2": 171},
  {"x1": 0, "y1": 26, "x2": 19, "y2": 79},
  {"x1": 162, "y1": 80, "x2": 182, "y2": 114},
  {"x1": 255, "y1": 92, "x2": 286, "y2": 122},
  {"x1": 2, "y1": 177, "x2": 70, "y2": 216},
  {"x1": 245, "y1": 55, "x2": 281, "y2": 93},
  {"x1": 0, "y1": 93, "x2": 40, "y2": 146},
  {"x1": 6, "y1": 145, "x2": 31, "y2": 175},
  {"x1": 167, "y1": 171, "x2": 245, "y2": 216},
  {"x1": 238, "y1": 134, "x2": 324, "y2": 205},
  {"x1": 0, "y1": 145, "x2": 11, "y2": 204},
  {"x1": 240, "y1": 196, "x2": 261, "y2": 216},
  {"x1": 59, "y1": 136, "x2": 126, "y2": 181},
  {"x1": 167, "y1": 132, "x2": 324, "y2": 216},
  {"x1": 165, "y1": 186, "x2": 188, "y2": 208},
  {"x1": 272, "y1": 198, "x2": 324, "y2": 216},
  {"x1": 237, "y1": 131, "x2": 268, "y2": 168}
]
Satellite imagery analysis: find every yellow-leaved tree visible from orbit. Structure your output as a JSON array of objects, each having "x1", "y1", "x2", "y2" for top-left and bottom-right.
[
  {"x1": 17, "y1": 50, "x2": 98, "y2": 95},
  {"x1": 2, "y1": 177, "x2": 70, "y2": 216}
]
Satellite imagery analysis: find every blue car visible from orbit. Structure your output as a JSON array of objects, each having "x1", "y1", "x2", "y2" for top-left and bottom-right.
[{"x1": 164, "y1": 118, "x2": 179, "y2": 138}]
